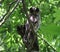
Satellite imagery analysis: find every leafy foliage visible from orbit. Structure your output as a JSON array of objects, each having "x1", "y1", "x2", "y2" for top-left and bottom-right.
[{"x1": 0, "y1": 0, "x2": 60, "y2": 52}]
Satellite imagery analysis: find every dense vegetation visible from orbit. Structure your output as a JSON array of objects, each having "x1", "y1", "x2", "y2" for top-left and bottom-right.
[{"x1": 0, "y1": 0, "x2": 60, "y2": 52}]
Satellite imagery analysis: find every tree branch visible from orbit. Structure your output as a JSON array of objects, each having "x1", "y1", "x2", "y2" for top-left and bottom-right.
[
  {"x1": 0, "y1": 0, "x2": 17, "y2": 22},
  {"x1": 22, "y1": 0, "x2": 36, "y2": 37},
  {"x1": 37, "y1": 33, "x2": 57, "y2": 52},
  {"x1": 22, "y1": 0, "x2": 38, "y2": 50},
  {"x1": 0, "y1": 0, "x2": 20, "y2": 26}
]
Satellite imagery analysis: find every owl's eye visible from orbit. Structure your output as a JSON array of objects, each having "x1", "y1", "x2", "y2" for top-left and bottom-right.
[
  {"x1": 36, "y1": 8, "x2": 39, "y2": 13},
  {"x1": 30, "y1": 8, "x2": 34, "y2": 13}
]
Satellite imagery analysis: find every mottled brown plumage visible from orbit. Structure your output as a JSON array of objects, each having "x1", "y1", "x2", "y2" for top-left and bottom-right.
[{"x1": 17, "y1": 7, "x2": 40, "y2": 52}]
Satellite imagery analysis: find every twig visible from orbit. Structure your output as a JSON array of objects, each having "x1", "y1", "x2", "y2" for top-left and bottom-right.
[
  {"x1": 0, "y1": 0, "x2": 20, "y2": 26},
  {"x1": 0, "y1": 0, "x2": 17, "y2": 22},
  {"x1": 37, "y1": 33, "x2": 57, "y2": 52}
]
